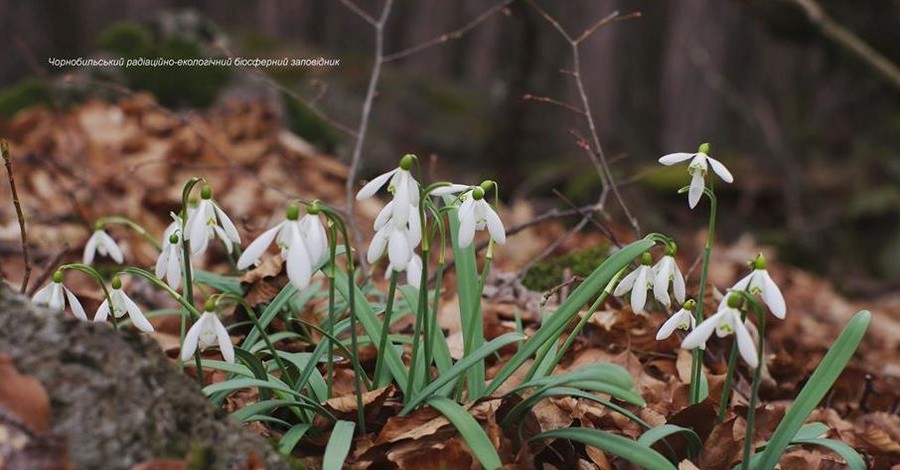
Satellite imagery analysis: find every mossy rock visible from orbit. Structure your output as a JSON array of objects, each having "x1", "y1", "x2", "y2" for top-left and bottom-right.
[
  {"x1": 0, "y1": 78, "x2": 51, "y2": 118},
  {"x1": 522, "y1": 243, "x2": 611, "y2": 292}
]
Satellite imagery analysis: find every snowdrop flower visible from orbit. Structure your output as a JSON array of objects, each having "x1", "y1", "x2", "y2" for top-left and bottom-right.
[
  {"x1": 656, "y1": 299, "x2": 696, "y2": 340},
  {"x1": 156, "y1": 231, "x2": 185, "y2": 289},
  {"x1": 613, "y1": 252, "x2": 655, "y2": 314},
  {"x1": 94, "y1": 276, "x2": 154, "y2": 332},
  {"x1": 652, "y1": 247, "x2": 686, "y2": 308},
  {"x1": 387, "y1": 253, "x2": 423, "y2": 288},
  {"x1": 368, "y1": 216, "x2": 418, "y2": 271},
  {"x1": 236, "y1": 202, "x2": 327, "y2": 290},
  {"x1": 83, "y1": 224, "x2": 124, "y2": 265},
  {"x1": 457, "y1": 186, "x2": 506, "y2": 248},
  {"x1": 356, "y1": 154, "x2": 421, "y2": 225},
  {"x1": 181, "y1": 300, "x2": 234, "y2": 364},
  {"x1": 430, "y1": 183, "x2": 471, "y2": 197},
  {"x1": 731, "y1": 253, "x2": 786, "y2": 319},
  {"x1": 31, "y1": 271, "x2": 88, "y2": 320},
  {"x1": 184, "y1": 186, "x2": 241, "y2": 256},
  {"x1": 682, "y1": 294, "x2": 758, "y2": 368},
  {"x1": 658, "y1": 143, "x2": 734, "y2": 209}
]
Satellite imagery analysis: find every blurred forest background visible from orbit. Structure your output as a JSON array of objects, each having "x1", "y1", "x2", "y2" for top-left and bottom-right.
[{"x1": 1, "y1": 0, "x2": 899, "y2": 294}]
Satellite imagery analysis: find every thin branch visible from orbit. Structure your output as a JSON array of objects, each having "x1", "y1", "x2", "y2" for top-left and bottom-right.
[
  {"x1": 344, "y1": 0, "x2": 395, "y2": 271},
  {"x1": 789, "y1": 0, "x2": 900, "y2": 90},
  {"x1": 522, "y1": 94, "x2": 585, "y2": 116},
  {"x1": 384, "y1": 0, "x2": 515, "y2": 62},
  {"x1": 2, "y1": 140, "x2": 32, "y2": 294},
  {"x1": 525, "y1": 0, "x2": 642, "y2": 236},
  {"x1": 340, "y1": 0, "x2": 378, "y2": 27}
]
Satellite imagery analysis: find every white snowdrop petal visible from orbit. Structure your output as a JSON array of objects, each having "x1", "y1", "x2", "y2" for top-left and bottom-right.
[
  {"x1": 458, "y1": 210, "x2": 476, "y2": 248},
  {"x1": 656, "y1": 314, "x2": 683, "y2": 340},
  {"x1": 94, "y1": 299, "x2": 111, "y2": 323},
  {"x1": 236, "y1": 224, "x2": 282, "y2": 270},
  {"x1": 658, "y1": 153, "x2": 695, "y2": 165},
  {"x1": 367, "y1": 226, "x2": 391, "y2": 264},
  {"x1": 406, "y1": 254, "x2": 422, "y2": 288},
  {"x1": 484, "y1": 204, "x2": 506, "y2": 244},
  {"x1": 286, "y1": 231, "x2": 312, "y2": 290},
  {"x1": 734, "y1": 319, "x2": 759, "y2": 368},
  {"x1": 707, "y1": 157, "x2": 734, "y2": 183},
  {"x1": 48, "y1": 283, "x2": 65, "y2": 311},
  {"x1": 761, "y1": 271, "x2": 786, "y2": 319},
  {"x1": 374, "y1": 201, "x2": 394, "y2": 231},
  {"x1": 653, "y1": 265, "x2": 672, "y2": 307},
  {"x1": 181, "y1": 314, "x2": 206, "y2": 361},
  {"x1": 430, "y1": 184, "x2": 469, "y2": 196},
  {"x1": 214, "y1": 203, "x2": 241, "y2": 243},
  {"x1": 121, "y1": 291, "x2": 153, "y2": 332},
  {"x1": 613, "y1": 270, "x2": 638, "y2": 296},
  {"x1": 688, "y1": 172, "x2": 704, "y2": 209},
  {"x1": 631, "y1": 267, "x2": 649, "y2": 314},
  {"x1": 388, "y1": 229, "x2": 412, "y2": 270},
  {"x1": 83, "y1": 232, "x2": 100, "y2": 265},
  {"x1": 731, "y1": 272, "x2": 753, "y2": 292},
  {"x1": 32, "y1": 283, "x2": 53, "y2": 305},
  {"x1": 98, "y1": 231, "x2": 124, "y2": 263},
  {"x1": 213, "y1": 315, "x2": 235, "y2": 363},
  {"x1": 212, "y1": 225, "x2": 234, "y2": 254},
  {"x1": 155, "y1": 246, "x2": 169, "y2": 278},
  {"x1": 681, "y1": 312, "x2": 722, "y2": 350},
  {"x1": 393, "y1": 174, "x2": 411, "y2": 223},
  {"x1": 673, "y1": 265, "x2": 686, "y2": 303},
  {"x1": 167, "y1": 250, "x2": 182, "y2": 289},
  {"x1": 457, "y1": 197, "x2": 475, "y2": 220},
  {"x1": 64, "y1": 287, "x2": 88, "y2": 321},
  {"x1": 406, "y1": 208, "x2": 422, "y2": 248},
  {"x1": 356, "y1": 169, "x2": 397, "y2": 200}
]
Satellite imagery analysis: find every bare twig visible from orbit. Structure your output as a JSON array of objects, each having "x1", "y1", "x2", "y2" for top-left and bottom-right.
[
  {"x1": 522, "y1": 94, "x2": 585, "y2": 116},
  {"x1": 525, "y1": 0, "x2": 642, "y2": 236},
  {"x1": 789, "y1": 0, "x2": 900, "y2": 90},
  {"x1": 2, "y1": 140, "x2": 32, "y2": 294},
  {"x1": 343, "y1": 0, "x2": 395, "y2": 271},
  {"x1": 383, "y1": 0, "x2": 514, "y2": 62}
]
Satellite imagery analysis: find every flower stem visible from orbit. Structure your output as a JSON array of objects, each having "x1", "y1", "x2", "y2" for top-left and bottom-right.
[
  {"x1": 718, "y1": 328, "x2": 741, "y2": 422},
  {"x1": 690, "y1": 187, "x2": 718, "y2": 404},
  {"x1": 374, "y1": 271, "x2": 399, "y2": 387},
  {"x1": 326, "y1": 225, "x2": 339, "y2": 398},
  {"x1": 552, "y1": 267, "x2": 625, "y2": 366},
  {"x1": 741, "y1": 307, "x2": 766, "y2": 470},
  {"x1": 97, "y1": 215, "x2": 162, "y2": 251}
]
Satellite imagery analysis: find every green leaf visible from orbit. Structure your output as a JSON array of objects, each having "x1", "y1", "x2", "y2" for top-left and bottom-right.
[
  {"x1": 323, "y1": 420, "x2": 355, "y2": 470},
  {"x1": 279, "y1": 423, "x2": 312, "y2": 454},
  {"x1": 400, "y1": 285, "x2": 452, "y2": 377},
  {"x1": 791, "y1": 438, "x2": 866, "y2": 470},
  {"x1": 638, "y1": 424, "x2": 702, "y2": 453},
  {"x1": 531, "y1": 427, "x2": 676, "y2": 470},
  {"x1": 485, "y1": 238, "x2": 655, "y2": 395},
  {"x1": 233, "y1": 347, "x2": 272, "y2": 401},
  {"x1": 193, "y1": 269, "x2": 242, "y2": 295},
  {"x1": 242, "y1": 283, "x2": 297, "y2": 349},
  {"x1": 231, "y1": 399, "x2": 315, "y2": 422},
  {"x1": 752, "y1": 311, "x2": 870, "y2": 470},
  {"x1": 428, "y1": 397, "x2": 502, "y2": 470},
  {"x1": 400, "y1": 332, "x2": 525, "y2": 415}
]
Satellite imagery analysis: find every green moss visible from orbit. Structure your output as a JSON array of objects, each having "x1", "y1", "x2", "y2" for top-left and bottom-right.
[
  {"x1": 0, "y1": 78, "x2": 51, "y2": 118},
  {"x1": 282, "y1": 91, "x2": 340, "y2": 153},
  {"x1": 522, "y1": 243, "x2": 611, "y2": 292}
]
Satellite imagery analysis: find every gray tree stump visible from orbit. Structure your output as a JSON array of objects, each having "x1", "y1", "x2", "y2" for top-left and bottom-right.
[{"x1": 0, "y1": 284, "x2": 293, "y2": 470}]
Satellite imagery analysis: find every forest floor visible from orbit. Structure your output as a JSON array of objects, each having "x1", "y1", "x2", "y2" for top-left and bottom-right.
[{"x1": 1, "y1": 97, "x2": 899, "y2": 469}]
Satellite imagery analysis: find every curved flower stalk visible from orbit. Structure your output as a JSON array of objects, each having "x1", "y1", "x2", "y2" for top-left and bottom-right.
[
  {"x1": 31, "y1": 271, "x2": 88, "y2": 320},
  {"x1": 236, "y1": 202, "x2": 328, "y2": 290},
  {"x1": 652, "y1": 246, "x2": 685, "y2": 308},
  {"x1": 658, "y1": 143, "x2": 734, "y2": 209},
  {"x1": 731, "y1": 253, "x2": 786, "y2": 319},
  {"x1": 93, "y1": 276, "x2": 154, "y2": 332},
  {"x1": 83, "y1": 224, "x2": 124, "y2": 265},
  {"x1": 656, "y1": 299, "x2": 696, "y2": 340},
  {"x1": 184, "y1": 186, "x2": 241, "y2": 256},
  {"x1": 181, "y1": 300, "x2": 234, "y2": 364},
  {"x1": 682, "y1": 294, "x2": 757, "y2": 368},
  {"x1": 613, "y1": 252, "x2": 655, "y2": 314}
]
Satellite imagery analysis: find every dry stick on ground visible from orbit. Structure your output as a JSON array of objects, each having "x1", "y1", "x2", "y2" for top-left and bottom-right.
[
  {"x1": 789, "y1": 0, "x2": 900, "y2": 90},
  {"x1": 342, "y1": 0, "x2": 394, "y2": 272},
  {"x1": 383, "y1": 0, "x2": 515, "y2": 63},
  {"x1": 525, "y1": 1, "x2": 642, "y2": 237},
  {"x1": 1, "y1": 140, "x2": 31, "y2": 294}
]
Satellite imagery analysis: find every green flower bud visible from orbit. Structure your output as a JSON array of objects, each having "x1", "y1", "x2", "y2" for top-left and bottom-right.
[
  {"x1": 94, "y1": 221, "x2": 104, "y2": 231},
  {"x1": 204, "y1": 297, "x2": 216, "y2": 312},
  {"x1": 727, "y1": 293, "x2": 742, "y2": 309},
  {"x1": 399, "y1": 154, "x2": 416, "y2": 171},
  {"x1": 169, "y1": 232, "x2": 180, "y2": 244},
  {"x1": 307, "y1": 200, "x2": 321, "y2": 216},
  {"x1": 641, "y1": 252, "x2": 652, "y2": 265},
  {"x1": 752, "y1": 253, "x2": 767, "y2": 270},
  {"x1": 682, "y1": 298, "x2": 696, "y2": 311},
  {"x1": 52, "y1": 270, "x2": 64, "y2": 284},
  {"x1": 472, "y1": 186, "x2": 485, "y2": 200},
  {"x1": 479, "y1": 180, "x2": 496, "y2": 193},
  {"x1": 665, "y1": 244, "x2": 677, "y2": 256},
  {"x1": 698, "y1": 142, "x2": 711, "y2": 154},
  {"x1": 286, "y1": 202, "x2": 300, "y2": 221},
  {"x1": 111, "y1": 276, "x2": 123, "y2": 290},
  {"x1": 200, "y1": 185, "x2": 212, "y2": 200}
]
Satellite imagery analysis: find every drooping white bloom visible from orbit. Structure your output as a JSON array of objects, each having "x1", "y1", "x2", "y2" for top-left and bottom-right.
[
  {"x1": 32, "y1": 273, "x2": 88, "y2": 321},
  {"x1": 181, "y1": 310, "x2": 234, "y2": 363},
  {"x1": 731, "y1": 253, "x2": 786, "y2": 319},
  {"x1": 656, "y1": 301, "x2": 696, "y2": 340},
  {"x1": 156, "y1": 217, "x2": 185, "y2": 289},
  {"x1": 613, "y1": 253, "x2": 655, "y2": 314},
  {"x1": 368, "y1": 217, "x2": 417, "y2": 271},
  {"x1": 236, "y1": 204, "x2": 327, "y2": 290},
  {"x1": 658, "y1": 143, "x2": 734, "y2": 209},
  {"x1": 457, "y1": 188, "x2": 506, "y2": 248},
  {"x1": 387, "y1": 253, "x2": 423, "y2": 288},
  {"x1": 652, "y1": 253, "x2": 686, "y2": 308},
  {"x1": 355, "y1": 156, "x2": 421, "y2": 226},
  {"x1": 681, "y1": 296, "x2": 758, "y2": 368},
  {"x1": 184, "y1": 188, "x2": 241, "y2": 256},
  {"x1": 83, "y1": 228, "x2": 124, "y2": 265},
  {"x1": 94, "y1": 278, "x2": 154, "y2": 332}
]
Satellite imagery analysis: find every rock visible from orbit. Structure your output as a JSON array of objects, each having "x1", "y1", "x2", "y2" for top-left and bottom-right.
[{"x1": 0, "y1": 284, "x2": 293, "y2": 470}]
